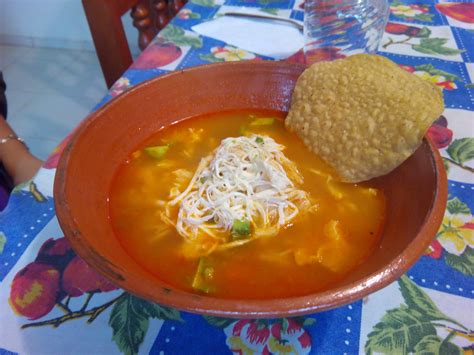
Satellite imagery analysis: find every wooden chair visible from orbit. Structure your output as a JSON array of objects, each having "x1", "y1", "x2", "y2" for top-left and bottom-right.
[{"x1": 83, "y1": 0, "x2": 186, "y2": 88}]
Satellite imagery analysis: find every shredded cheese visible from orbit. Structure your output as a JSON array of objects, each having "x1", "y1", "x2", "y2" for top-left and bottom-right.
[{"x1": 168, "y1": 135, "x2": 311, "y2": 243}]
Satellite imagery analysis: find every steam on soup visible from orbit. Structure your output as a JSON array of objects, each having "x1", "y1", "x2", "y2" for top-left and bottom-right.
[{"x1": 109, "y1": 111, "x2": 385, "y2": 299}]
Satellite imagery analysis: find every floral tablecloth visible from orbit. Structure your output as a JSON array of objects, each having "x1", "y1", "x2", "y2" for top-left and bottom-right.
[{"x1": 1, "y1": 0, "x2": 473, "y2": 354}]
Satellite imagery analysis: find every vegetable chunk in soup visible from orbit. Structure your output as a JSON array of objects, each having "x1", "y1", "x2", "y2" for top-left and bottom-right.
[{"x1": 109, "y1": 111, "x2": 385, "y2": 299}]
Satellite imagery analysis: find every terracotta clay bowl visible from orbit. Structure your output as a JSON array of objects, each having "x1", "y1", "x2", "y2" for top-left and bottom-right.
[{"x1": 54, "y1": 61, "x2": 447, "y2": 318}]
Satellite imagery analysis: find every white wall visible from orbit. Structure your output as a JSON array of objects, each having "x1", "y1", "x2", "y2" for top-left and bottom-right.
[{"x1": 0, "y1": 0, "x2": 139, "y2": 54}]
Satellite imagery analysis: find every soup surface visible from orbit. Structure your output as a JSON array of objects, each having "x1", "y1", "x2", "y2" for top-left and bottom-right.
[{"x1": 109, "y1": 111, "x2": 385, "y2": 299}]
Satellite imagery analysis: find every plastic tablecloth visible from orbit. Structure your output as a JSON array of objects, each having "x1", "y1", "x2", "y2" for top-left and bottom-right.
[{"x1": 1, "y1": 0, "x2": 473, "y2": 353}]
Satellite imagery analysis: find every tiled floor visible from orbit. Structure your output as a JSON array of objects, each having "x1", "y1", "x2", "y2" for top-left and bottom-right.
[{"x1": 0, "y1": 45, "x2": 108, "y2": 160}]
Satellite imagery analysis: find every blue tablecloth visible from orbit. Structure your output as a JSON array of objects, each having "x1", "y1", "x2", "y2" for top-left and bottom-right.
[{"x1": 1, "y1": 0, "x2": 473, "y2": 353}]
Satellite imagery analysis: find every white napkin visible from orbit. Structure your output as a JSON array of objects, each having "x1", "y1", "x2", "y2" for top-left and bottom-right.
[{"x1": 191, "y1": 11, "x2": 304, "y2": 59}]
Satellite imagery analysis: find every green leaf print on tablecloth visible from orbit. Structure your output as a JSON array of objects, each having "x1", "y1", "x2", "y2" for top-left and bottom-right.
[
  {"x1": 365, "y1": 306, "x2": 437, "y2": 354},
  {"x1": 257, "y1": 0, "x2": 285, "y2": 5},
  {"x1": 0, "y1": 232, "x2": 6, "y2": 254},
  {"x1": 143, "y1": 300, "x2": 183, "y2": 322},
  {"x1": 365, "y1": 276, "x2": 472, "y2": 354},
  {"x1": 109, "y1": 295, "x2": 151, "y2": 355},
  {"x1": 109, "y1": 293, "x2": 182, "y2": 355},
  {"x1": 190, "y1": 0, "x2": 215, "y2": 7},
  {"x1": 384, "y1": 23, "x2": 464, "y2": 56},
  {"x1": 413, "y1": 13, "x2": 434, "y2": 22},
  {"x1": 203, "y1": 315, "x2": 235, "y2": 328},
  {"x1": 414, "y1": 334, "x2": 462, "y2": 354},
  {"x1": 260, "y1": 8, "x2": 279, "y2": 15},
  {"x1": 398, "y1": 273, "x2": 461, "y2": 325},
  {"x1": 445, "y1": 247, "x2": 474, "y2": 276},
  {"x1": 444, "y1": 138, "x2": 474, "y2": 173},
  {"x1": 412, "y1": 38, "x2": 464, "y2": 56},
  {"x1": 447, "y1": 138, "x2": 474, "y2": 166},
  {"x1": 160, "y1": 25, "x2": 203, "y2": 48},
  {"x1": 447, "y1": 197, "x2": 471, "y2": 215}
]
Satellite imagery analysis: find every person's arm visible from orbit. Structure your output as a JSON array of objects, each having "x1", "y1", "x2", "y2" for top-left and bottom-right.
[{"x1": 0, "y1": 117, "x2": 43, "y2": 185}]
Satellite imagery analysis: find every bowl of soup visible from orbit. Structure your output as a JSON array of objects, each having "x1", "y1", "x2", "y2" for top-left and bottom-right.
[{"x1": 54, "y1": 61, "x2": 447, "y2": 318}]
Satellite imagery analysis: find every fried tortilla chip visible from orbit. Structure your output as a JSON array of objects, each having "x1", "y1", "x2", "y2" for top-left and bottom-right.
[{"x1": 285, "y1": 54, "x2": 444, "y2": 183}]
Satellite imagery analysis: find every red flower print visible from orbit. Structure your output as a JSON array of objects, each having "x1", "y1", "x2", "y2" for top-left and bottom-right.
[
  {"x1": 401, "y1": 64, "x2": 459, "y2": 91},
  {"x1": 412, "y1": 5, "x2": 429, "y2": 14},
  {"x1": 110, "y1": 78, "x2": 131, "y2": 97},
  {"x1": 385, "y1": 22, "x2": 421, "y2": 37},
  {"x1": 399, "y1": 65, "x2": 415, "y2": 73},
  {"x1": 391, "y1": 3, "x2": 431, "y2": 20},
  {"x1": 239, "y1": 320, "x2": 271, "y2": 345},
  {"x1": 463, "y1": 222, "x2": 474, "y2": 230},
  {"x1": 436, "y1": 81, "x2": 456, "y2": 90},
  {"x1": 225, "y1": 320, "x2": 271, "y2": 354},
  {"x1": 178, "y1": 9, "x2": 191, "y2": 19},
  {"x1": 435, "y1": 3, "x2": 474, "y2": 24},
  {"x1": 427, "y1": 116, "x2": 453, "y2": 149},
  {"x1": 425, "y1": 239, "x2": 443, "y2": 259},
  {"x1": 268, "y1": 319, "x2": 312, "y2": 354},
  {"x1": 224, "y1": 318, "x2": 313, "y2": 354}
]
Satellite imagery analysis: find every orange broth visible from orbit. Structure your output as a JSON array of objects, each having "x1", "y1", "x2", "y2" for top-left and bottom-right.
[{"x1": 109, "y1": 111, "x2": 385, "y2": 299}]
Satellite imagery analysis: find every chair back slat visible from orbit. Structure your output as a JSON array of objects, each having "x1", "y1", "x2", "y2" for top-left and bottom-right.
[
  {"x1": 152, "y1": 0, "x2": 172, "y2": 30},
  {"x1": 132, "y1": 0, "x2": 156, "y2": 50},
  {"x1": 83, "y1": 0, "x2": 186, "y2": 88}
]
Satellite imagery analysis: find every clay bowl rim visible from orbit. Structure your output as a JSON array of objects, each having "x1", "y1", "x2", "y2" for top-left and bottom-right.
[{"x1": 54, "y1": 61, "x2": 447, "y2": 318}]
